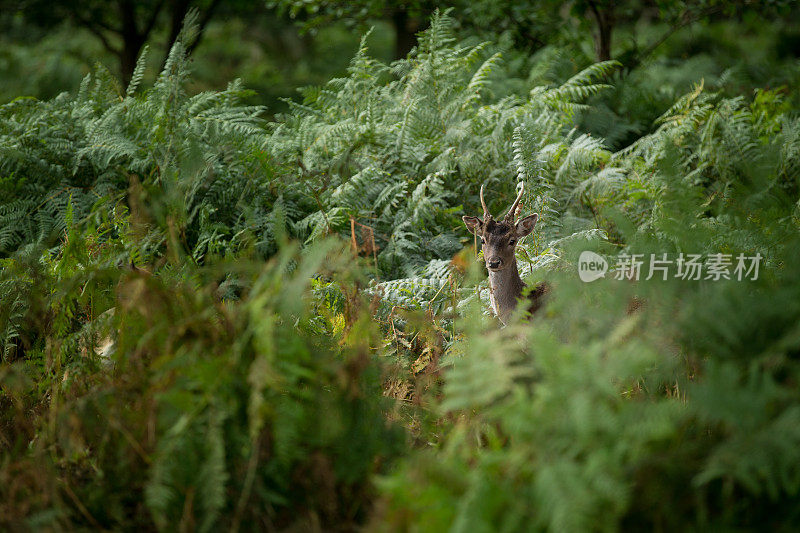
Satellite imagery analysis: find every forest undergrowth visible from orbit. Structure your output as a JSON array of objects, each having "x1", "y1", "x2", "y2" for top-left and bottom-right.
[{"x1": 2, "y1": 13, "x2": 800, "y2": 532}]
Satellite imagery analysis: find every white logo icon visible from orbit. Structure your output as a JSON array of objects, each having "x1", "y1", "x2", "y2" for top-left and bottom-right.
[{"x1": 578, "y1": 251, "x2": 608, "y2": 282}]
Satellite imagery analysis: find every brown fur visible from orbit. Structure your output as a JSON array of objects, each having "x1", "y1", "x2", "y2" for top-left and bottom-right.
[{"x1": 462, "y1": 185, "x2": 543, "y2": 324}]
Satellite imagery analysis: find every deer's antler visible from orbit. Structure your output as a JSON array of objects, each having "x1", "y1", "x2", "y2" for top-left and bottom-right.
[
  {"x1": 480, "y1": 184, "x2": 493, "y2": 221},
  {"x1": 504, "y1": 182, "x2": 524, "y2": 222}
]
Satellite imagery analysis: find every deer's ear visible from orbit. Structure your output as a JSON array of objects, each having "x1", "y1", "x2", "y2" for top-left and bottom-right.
[
  {"x1": 462, "y1": 216, "x2": 484, "y2": 236},
  {"x1": 515, "y1": 213, "x2": 538, "y2": 237}
]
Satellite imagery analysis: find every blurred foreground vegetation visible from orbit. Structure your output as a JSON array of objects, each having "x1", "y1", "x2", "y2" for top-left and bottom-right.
[{"x1": 2, "y1": 4, "x2": 800, "y2": 531}]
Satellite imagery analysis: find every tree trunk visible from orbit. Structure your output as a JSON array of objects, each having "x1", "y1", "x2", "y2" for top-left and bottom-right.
[
  {"x1": 165, "y1": 0, "x2": 191, "y2": 56},
  {"x1": 67, "y1": 0, "x2": 166, "y2": 85},
  {"x1": 392, "y1": 9, "x2": 418, "y2": 60},
  {"x1": 161, "y1": 0, "x2": 222, "y2": 72},
  {"x1": 119, "y1": 39, "x2": 145, "y2": 86},
  {"x1": 119, "y1": 0, "x2": 146, "y2": 86},
  {"x1": 596, "y1": 16, "x2": 613, "y2": 61},
  {"x1": 587, "y1": 1, "x2": 615, "y2": 61}
]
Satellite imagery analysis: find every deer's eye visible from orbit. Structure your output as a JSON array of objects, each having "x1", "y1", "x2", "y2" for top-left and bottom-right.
[{"x1": 508, "y1": 239, "x2": 517, "y2": 246}]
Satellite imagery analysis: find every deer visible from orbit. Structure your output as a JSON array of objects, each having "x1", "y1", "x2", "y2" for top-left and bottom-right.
[{"x1": 462, "y1": 183, "x2": 548, "y2": 324}]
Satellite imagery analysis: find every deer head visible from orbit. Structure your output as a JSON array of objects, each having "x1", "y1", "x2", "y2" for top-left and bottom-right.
[{"x1": 462, "y1": 183, "x2": 538, "y2": 272}]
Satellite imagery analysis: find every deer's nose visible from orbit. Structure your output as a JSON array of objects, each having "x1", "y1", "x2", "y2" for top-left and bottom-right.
[{"x1": 488, "y1": 258, "x2": 502, "y2": 269}]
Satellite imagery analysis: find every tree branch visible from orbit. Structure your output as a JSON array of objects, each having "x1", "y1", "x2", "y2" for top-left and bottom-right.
[
  {"x1": 628, "y1": 4, "x2": 726, "y2": 70},
  {"x1": 186, "y1": 0, "x2": 223, "y2": 54},
  {"x1": 142, "y1": 0, "x2": 167, "y2": 37},
  {"x1": 71, "y1": 11, "x2": 122, "y2": 57}
]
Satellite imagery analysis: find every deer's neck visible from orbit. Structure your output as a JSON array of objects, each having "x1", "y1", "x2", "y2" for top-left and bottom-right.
[{"x1": 488, "y1": 260, "x2": 525, "y2": 324}]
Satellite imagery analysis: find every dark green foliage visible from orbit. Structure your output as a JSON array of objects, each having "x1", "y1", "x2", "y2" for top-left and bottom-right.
[
  {"x1": 0, "y1": 29, "x2": 403, "y2": 531},
  {"x1": 0, "y1": 39, "x2": 296, "y2": 262},
  {"x1": 268, "y1": 13, "x2": 619, "y2": 281},
  {"x1": 3, "y1": 11, "x2": 800, "y2": 533},
  {"x1": 0, "y1": 220, "x2": 403, "y2": 530}
]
